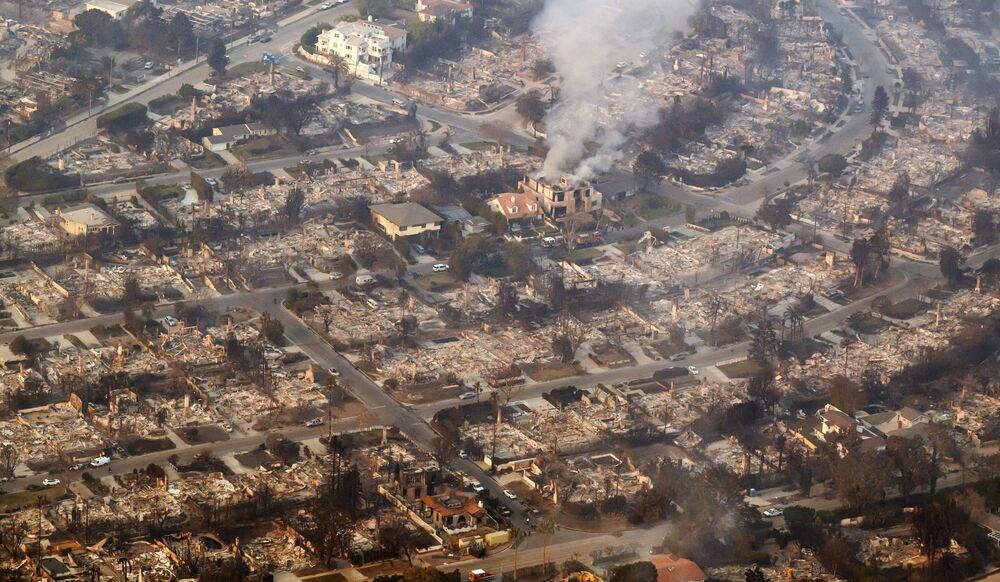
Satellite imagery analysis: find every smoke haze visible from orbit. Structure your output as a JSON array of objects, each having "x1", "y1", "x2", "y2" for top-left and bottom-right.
[{"x1": 532, "y1": 0, "x2": 695, "y2": 180}]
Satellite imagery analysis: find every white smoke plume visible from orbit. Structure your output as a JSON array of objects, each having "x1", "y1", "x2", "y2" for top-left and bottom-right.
[{"x1": 533, "y1": 0, "x2": 695, "y2": 181}]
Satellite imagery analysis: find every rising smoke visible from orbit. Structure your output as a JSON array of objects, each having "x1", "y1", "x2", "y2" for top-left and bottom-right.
[{"x1": 532, "y1": 0, "x2": 695, "y2": 181}]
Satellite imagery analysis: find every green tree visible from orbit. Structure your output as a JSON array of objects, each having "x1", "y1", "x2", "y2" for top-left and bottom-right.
[
  {"x1": 170, "y1": 12, "x2": 195, "y2": 54},
  {"x1": 972, "y1": 209, "x2": 996, "y2": 243},
  {"x1": 515, "y1": 89, "x2": 546, "y2": 124},
  {"x1": 551, "y1": 333, "x2": 574, "y2": 363},
  {"x1": 608, "y1": 562, "x2": 657, "y2": 582},
  {"x1": 190, "y1": 171, "x2": 213, "y2": 202},
  {"x1": 912, "y1": 497, "x2": 966, "y2": 567},
  {"x1": 535, "y1": 518, "x2": 559, "y2": 572},
  {"x1": 283, "y1": 186, "x2": 305, "y2": 223},
  {"x1": 871, "y1": 85, "x2": 889, "y2": 129},
  {"x1": 939, "y1": 246, "x2": 962, "y2": 284},
  {"x1": 207, "y1": 38, "x2": 227, "y2": 77},
  {"x1": 817, "y1": 153, "x2": 848, "y2": 175},
  {"x1": 504, "y1": 241, "x2": 533, "y2": 280},
  {"x1": 509, "y1": 525, "x2": 525, "y2": 580},
  {"x1": 358, "y1": 0, "x2": 394, "y2": 18},
  {"x1": 123, "y1": 274, "x2": 142, "y2": 306},
  {"x1": 300, "y1": 24, "x2": 330, "y2": 53},
  {"x1": 850, "y1": 237, "x2": 870, "y2": 287},
  {"x1": 633, "y1": 150, "x2": 667, "y2": 189}
]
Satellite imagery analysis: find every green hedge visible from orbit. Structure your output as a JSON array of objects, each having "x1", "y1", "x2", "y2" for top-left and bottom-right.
[
  {"x1": 4, "y1": 157, "x2": 77, "y2": 192},
  {"x1": 96, "y1": 102, "x2": 148, "y2": 132}
]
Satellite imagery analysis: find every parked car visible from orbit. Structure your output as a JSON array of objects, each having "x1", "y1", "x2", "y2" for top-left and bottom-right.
[
  {"x1": 305, "y1": 418, "x2": 324, "y2": 427},
  {"x1": 432, "y1": 263, "x2": 450, "y2": 272},
  {"x1": 258, "y1": 34, "x2": 272, "y2": 43},
  {"x1": 459, "y1": 450, "x2": 468, "y2": 459},
  {"x1": 668, "y1": 353, "x2": 686, "y2": 362},
  {"x1": 687, "y1": 366, "x2": 700, "y2": 375},
  {"x1": 328, "y1": 367, "x2": 341, "y2": 376},
  {"x1": 113, "y1": 176, "x2": 128, "y2": 184},
  {"x1": 90, "y1": 456, "x2": 111, "y2": 468},
  {"x1": 42, "y1": 478, "x2": 61, "y2": 487},
  {"x1": 502, "y1": 489, "x2": 517, "y2": 500},
  {"x1": 144, "y1": 61, "x2": 154, "y2": 70},
  {"x1": 459, "y1": 391, "x2": 478, "y2": 400},
  {"x1": 320, "y1": 2, "x2": 332, "y2": 8},
  {"x1": 221, "y1": 422, "x2": 234, "y2": 433},
  {"x1": 70, "y1": 463, "x2": 85, "y2": 471},
  {"x1": 762, "y1": 507, "x2": 783, "y2": 517}
]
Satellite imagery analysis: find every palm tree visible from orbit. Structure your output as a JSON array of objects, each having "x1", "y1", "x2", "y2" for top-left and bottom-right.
[
  {"x1": 536, "y1": 518, "x2": 558, "y2": 573},
  {"x1": 327, "y1": 54, "x2": 347, "y2": 90},
  {"x1": 783, "y1": 306, "x2": 803, "y2": 341},
  {"x1": 509, "y1": 525, "x2": 524, "y2": 579}
]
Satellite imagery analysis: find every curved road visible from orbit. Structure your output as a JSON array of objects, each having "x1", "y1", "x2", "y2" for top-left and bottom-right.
[{"x1": 0, "y1": 0, "x2": 988, "y2": 578}]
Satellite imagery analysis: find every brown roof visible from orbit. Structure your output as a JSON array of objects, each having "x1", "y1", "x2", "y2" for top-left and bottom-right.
[
  {"x1": 421, "y1": 487, "x2": 483, "y2": 518},
  {"x1": 649, "y1": 554, "x2": 707, "y2": 582},
  {"x1": 490, "y1": 192, "x2": 541, "y2": 220}
]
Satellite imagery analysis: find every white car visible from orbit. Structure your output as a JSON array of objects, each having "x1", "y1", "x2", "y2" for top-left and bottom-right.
[
  {"x1": 330, "y1": 272, "x2": 345, "y2": 279},
  {"x1": 471, "y1": 481, "x2": 485, "y2": 493},
  {"x1": 459, "y1": 450, "x2": 468, "y2": 459},
  {"x1": 762, "y1": 507, "x2": 783, "y2": 518},
  {"x1": 432, "y1": 263, "x2": 449, "y2": 272},
  {"x1": 458, "y1": 391, "x2": 478, "y2": 400},
  {"x1": 42, "y1": 478, "x2": 61, "y2": 487},
  {"x1": 305, "y1": 418, "x2": 324, "y2": 427},
  {"x1": 320, "y1": 2, "x2": 332, "y2": 7},
  {"x1": 503, "y1": 489, "x2": 517, "y2": 500},
  {"x1": 687, "y1": 366, "x2": 700, "y2": 375},
  {"x1": 328, "y1": 367, "x2": 341, "y2": 377}
]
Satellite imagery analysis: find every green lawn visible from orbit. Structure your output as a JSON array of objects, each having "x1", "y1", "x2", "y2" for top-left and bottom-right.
[
  {"x1": 881, "y1": 298, "x2": 930, "y2": 320},
  {"x1": 848, "y1": 312, "x2": 890, "y2": 334},
  {"x1": 412, "y1": 271, "x2": 460, "y2": 293},
  {"x1": 0, "y1": 485, "x2": 68, "y2": 511},
  {"x1": 233, "y1": 135, "x2": 300, "y2": 161},
  {"x1": 228, "y1": 61, "x2": 270, "y2": 79},
  {"x1": 801, "y1": 302, "x2": 829, "y2": 318},
  {"x1": 626, "y1": 191, "x2": 681, "y2": 221},
  {"x1": 522, "y1": 361, "x2": 584, "y2": 381},
  {"x1": 188, "y1": 150, "x2": 227, "y2": 169},
  {"x1": 567, "y1": 248, "x2": 602, "y2": 263},
  {"x1": 717, "y1": 359, "x2": 766, "y2": 379},
  {"x1": 143, "y1": 183, "x2": 185, "y2": 200},
  {"x1": 148, "y1": 94, "x2": 183, "y2": 115}
]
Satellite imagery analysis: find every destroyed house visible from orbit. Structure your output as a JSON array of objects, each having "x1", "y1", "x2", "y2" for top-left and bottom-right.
[
  {"x1": 386, "y1": 457, "x2": 442, "y2": 501},
  {"x1": 543, "y1": 386, "x2": 590, "y2": 409}
]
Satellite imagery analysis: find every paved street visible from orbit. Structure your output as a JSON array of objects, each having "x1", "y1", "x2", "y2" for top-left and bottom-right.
[{"x1": 0, "y1": 0, "x2": 996, "y2": 577}]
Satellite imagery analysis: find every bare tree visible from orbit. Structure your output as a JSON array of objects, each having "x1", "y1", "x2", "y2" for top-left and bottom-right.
[{"x1": 0, "y1": 445, "x2": 17, "y2": 480}]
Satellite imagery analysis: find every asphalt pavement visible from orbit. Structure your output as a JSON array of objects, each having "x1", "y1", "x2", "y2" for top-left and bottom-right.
[{"x1": 0, "y1": 0, "x2": 993, "y2": 574}]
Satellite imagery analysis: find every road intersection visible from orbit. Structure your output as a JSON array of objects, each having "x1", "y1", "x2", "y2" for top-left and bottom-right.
[{"x1": 2, "y1": 0, "x2": 995, "y2": 576}]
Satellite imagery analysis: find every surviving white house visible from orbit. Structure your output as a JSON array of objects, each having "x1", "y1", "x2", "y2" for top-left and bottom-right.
[{"x1": 314, "y1": 18, "x2": 407, "y2": 83}]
